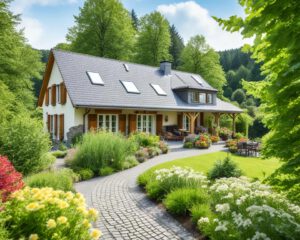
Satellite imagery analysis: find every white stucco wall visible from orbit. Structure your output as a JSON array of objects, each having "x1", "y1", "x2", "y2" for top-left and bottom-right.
[{"x1": 42, "y1": 61, "x2": 75, "y2": 140}]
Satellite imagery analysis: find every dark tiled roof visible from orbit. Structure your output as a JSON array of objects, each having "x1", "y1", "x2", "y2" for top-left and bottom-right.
[{"x1": 53, "y1": 49, "x2": 242, "y2": 113}]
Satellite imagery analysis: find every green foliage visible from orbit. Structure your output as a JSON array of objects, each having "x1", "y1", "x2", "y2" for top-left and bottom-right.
[
  {"x1": 77, "y1": 168, "x2": 94, "y2": 181},
  {"x1": 71, "y1": 132, "x2": 83, "y2": 146},
  {"x1": 0, "y1": 114, "x2": 51, "y2": 175},
  {"x1": 135, "y1": 148, "x2": 149, "y2": 163},
  {"x1": 71, "y1": 131, "x2": 137, "y2": 172},
  {"x1": 164, "y1": 188, "x2": 209, "y2": 215},
  {"x1": 135, "y1": 11, "x2": 171, "y2": 66},
  {"x1": 99, "y1": 166, "x2": 114, "y2": 176},
  {"x1": 190, "y1": 203, "x2": 214, "y2": 224},
  {"x1": 208, "y1": 156, "x2": 242, "y2": 180},
  {"x1": 169, "y1": 25, "x2": 184, "y2": 69},
  {"x1": 129, "y1": 132, "x2": 160, "y2": 147},
  {"x1": 51, "y1": 150, "x2": 67, "y2": 158},
  {"x1": 215, "y1": 0, "x2": 300, "y2": 196},
  {"x1": 58, "y1": 143, "x2": 68, "y2": 151},
  {"x1": 180, "y1": 35, "x2": 226, "y2": 95},
  {"x1": 231, "y1": 88, "x2": 246, "y2": 104},
  {"x1": 25, "y1": 169, "x2": 77, "y2": 191},
  {"x1": 131, "y1": 9, "x2": 139, "y2": 31},
  {"x1": 67, "y1": 0, "x2": 135, "y2": 60},
  {"x1": 1, "y1": 187, "x2": 99, "y2": 240},
  {"x1": 123, "y1": 156, "x2": 139, "y2": 170}
]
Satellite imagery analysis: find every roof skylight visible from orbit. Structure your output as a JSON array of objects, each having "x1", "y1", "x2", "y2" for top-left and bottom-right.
[
  {"x1": 87, "y1": 71, "x2": 104, "y2": 85},
  {"x1": 191, "y1": 75, "x2": 203, "y2": 86},
  {"x1": 150, "y1": 84, "x2": 167, "y2": 96},
  {"x1": 123, "y1": 63, "x2": 129, "y2": 72},
  {"x1": 120, "y1": 81, "x2": 140, "y2": 94}
]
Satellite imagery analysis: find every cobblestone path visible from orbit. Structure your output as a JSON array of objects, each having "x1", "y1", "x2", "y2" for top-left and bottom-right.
[{"x1": 75, "y1": 145, "x2": 226, "y2": 239}]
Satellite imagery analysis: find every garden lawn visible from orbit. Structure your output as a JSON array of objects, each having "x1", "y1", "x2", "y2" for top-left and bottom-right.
[{"x1": 144, "y1": 152, "x2": 281, "y2": 180}]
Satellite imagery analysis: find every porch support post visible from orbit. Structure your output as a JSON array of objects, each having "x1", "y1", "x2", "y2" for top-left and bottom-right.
[
  {"x1": 212, "y1": 112, "x2": 221, "y2": 136},
  {"x1": 186, "y1": 112, "x2": 200, "y2": 134},
  {"x1": 229, "y1": 113, "x2": 237, "y2": 138}
]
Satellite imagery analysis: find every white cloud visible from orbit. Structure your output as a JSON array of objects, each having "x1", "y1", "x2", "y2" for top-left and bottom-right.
[
  {"x1": 20, "y1": 17, "x2": 44, "y2": 48},
  {"x1": 157, "y1": 1, "x2": 252, "y2": 51},
  {"x1": 11, "y1": 0, "x2": 78, "y2": 14}
]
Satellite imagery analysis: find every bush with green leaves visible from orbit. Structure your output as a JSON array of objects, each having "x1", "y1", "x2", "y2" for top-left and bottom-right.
[
  {"x1": 71, "y1": 132, "x2": 83, "y2": 146},
  {"x1": 129, "y1": 132, "x2": 160, "y2": 147},
  {"x1": 0, "y1": 114, "x2": 51, "y2": 175},
  {"x1": 25, "y1": 169, "x2": 78, "y2": 191},
  {"x1": 208, "y1": 156, "x2": 242, "y2": 180},
  {"x1": 51, "y1": 150, "x2": 68, "y2": 158},
  {"x1": 99, "y1": 166, "x2": 114, "y2": 176},
  {"x1": 0, "y1": 187, "x2": 101, "y2": 240},
  {"x1": 70, "y1": 131, "x2": 137, "y2": 172},
  {"x1": 190, "y1": 203, "x2": 215, "y2": 224},
  {"x1": 164, "y1": 188, "x2": 209, "y2": 215},
  {"x1": 123, "y1": 156, "x2": 139, "y2": 169},
  {"x1": 58, "y1": 143, "x2": 68, "y2": 151},
  {"x1": 76, "y1": 168, "x2": 94, "y2": 181},
  {"x1": 183, "y1": 141, "x2": 194, "y2": 148}
]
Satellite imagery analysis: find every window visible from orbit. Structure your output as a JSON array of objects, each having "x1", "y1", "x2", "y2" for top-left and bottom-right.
[
  {"x1": 199, "y1": 93, "x2": 206, "y2": 104},
  {"x1": 191, "y1": 92, "x2": 200, "y2": 103},
  {"x1": 191, "y1": 75, "x2": 203, "y2": 86},
  {"x1": 183, "y1": 115, "x2": 190, "y2": 132},
  {"x1": 87, "y1": 71, "x2": 104, "y2": 85},
  {"x1": 123, "y1": 64, "x2": 129, "y2": 72},
  {"x1": 98, "y1": 114, "x2": 118, "y2": 132},
  {"x1": 137, "y1": 114, "x2": 154, "y2": 134},
  {"x1": 56, "y1": 84, "x2": 60, "y2": 104},
  {"x1": 150, "y1": 84, "x2": 167, "y2": 96},
  {"x1": 50, "y1": 115, "x2": 54, "y2": 134},
  {"x1": 207, "y1": 93, "x2": 213, "y2": 104},
  {"x1": 120, "y1": 81, "x2": 140, "y2": 94}
]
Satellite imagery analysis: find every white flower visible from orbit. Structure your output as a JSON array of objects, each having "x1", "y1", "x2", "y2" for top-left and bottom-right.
[
  {"x1": 215, "y1": 221, "x2": 228, "y2": 232},
  {"x1": 215, "y1": 203, "x2": 230, "y2": 214},
  {"x1": 251, "y1": 231, "x2": 271, "y2": 240},
  {"x1": 198, "y1": 217, "x2": 210, "y2": 224}
]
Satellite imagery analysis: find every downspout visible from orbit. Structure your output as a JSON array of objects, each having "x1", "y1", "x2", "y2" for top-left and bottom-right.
[{"x1": 83, "y1": 108, "x2": 91, "y2": 133}]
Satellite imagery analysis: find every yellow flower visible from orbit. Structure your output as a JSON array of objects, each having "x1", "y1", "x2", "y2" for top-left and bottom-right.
[
  {"x1": 29, "y1": 234, "x2": 39, "y2": 240},
  {"x1": 65, "y1": 191, "x2": 74, "y2": 200},
  {"x1": 83, "y1": 219, "x2": 91, "y2": 228},
  {"x1": 90, "y1": 229, "x2": 102, "y2": 240},
  {"x1": 57, "y1": 216, "x2": 68, "y2": 224},
  {"x1": 58, "y1": 200, "x2": 69, "y2": 209},
  {"x1": 46, "y1": 219, "x2": 57, "y2": 229},
  {"x1": 26, "y1": 202, "x2": 40, "y2": 211},
  {"x1": 77, "y1": 206, "x2": 88, "y2": 216},
  {"x1": 88, "y1": 208, "x2": 98, "y2": 218}
]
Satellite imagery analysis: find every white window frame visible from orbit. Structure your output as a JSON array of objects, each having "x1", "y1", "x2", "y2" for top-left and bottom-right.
[
  {"x1": 183, "y1": 115, "x2": 190, "y2": 132},
  {"x1": 87, "y1": 71, "x2": 104, "y2": 85},
  {"x1": 97, "y1": 114, "x2": 119, "y2": 133},
  {"x1": 207, "y1": 93, "x2": 213, "y2": 104},
  {"x1": 199, "y1": 93, "x2": 206, "y2": 104},
  {"x1": 56, "y1": 84, "x2": 60, "y2": 104},
  {"x1": 136, "y1": 114, "x2": 155, "y2": 134},
  {"x1": 191, "y1": 91, "x2": 200, "y2": 103}
]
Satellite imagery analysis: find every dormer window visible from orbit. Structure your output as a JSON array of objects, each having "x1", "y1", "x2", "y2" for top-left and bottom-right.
[
  {"x1": 199, "y1": 93, "x2": 206, "y2": 104},
  {"x1": 191, "y1": 91, "x2": 214, "y2": 104},
  {"x1": 207, "y1": 93, "x2": 213, "y2": 104},
  {"x1": 191, "y1": 92, "x2": 200, "y2": 103}
]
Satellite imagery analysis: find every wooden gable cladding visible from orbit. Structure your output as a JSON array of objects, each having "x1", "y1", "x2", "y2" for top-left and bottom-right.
[
  {"x1": 95, "y1": 109, "x2": 122, "y2": 114},
  {"x1": 59, "y1": 114, "x2": 64, "y2": 140},
  {"x1": 88, "y1": 114, "x2": 97, "y2": 130},
  {"x1": 128, "y1": 114, "x2": 136, "y2": 133},
  {"x1": 60, "y1": 82, "x2": 67, "y2": 105},
  {"x1": 119, "y1": 114, "x2": 126, "y2": 133},
  {"x1": 45, "y1": 88, "x2": 49, "y2": 106},
  {"x1": 156, "y1": 114, "x2": 163, "y2": 136},
  {"x1": 51, "y1": 84, "x2": 56, "y2": 106}
]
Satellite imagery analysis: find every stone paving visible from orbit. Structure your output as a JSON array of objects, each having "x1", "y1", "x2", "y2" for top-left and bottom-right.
[{"x1": 75, "y1": 144, "x2": 226, "y2": 240}]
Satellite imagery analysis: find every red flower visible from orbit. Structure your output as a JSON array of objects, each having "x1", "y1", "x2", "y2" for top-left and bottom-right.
[{"x1": 0, "y1": 156, "x2": 24, "y2": 202}]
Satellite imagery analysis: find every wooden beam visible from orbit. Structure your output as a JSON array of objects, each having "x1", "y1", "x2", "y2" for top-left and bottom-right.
[{"x1": 184, "y1": 112, "x2": 200, "y2": 134}]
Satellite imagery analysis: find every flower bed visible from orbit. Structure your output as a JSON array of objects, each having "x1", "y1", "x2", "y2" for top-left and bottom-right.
[
  {"x1": 0, "y1": 187, "x2": 102, "y2": 239},
  {"x1": 138, "y1": 167, "x2": 300, "y2": 240},
  {"x1": 184, "y1": 134, "x2": 212, "y2": 149}
]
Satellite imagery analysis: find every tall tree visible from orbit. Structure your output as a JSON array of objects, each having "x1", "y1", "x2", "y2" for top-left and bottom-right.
[
  {"x1": 215, "y1": 0, "x2": 300, "y2": 201},
  {"x1": 169, "y1": 25, "x2": 184, "y2": 69},
  {"x1": 180, "y1": 35, "x2": 226, "y2": 95},
  {"x1": 135, "y1": 11, "x2": 171, "y2": 66},
  {"x1": 0, "y1": 0, "x2": 43, "y2": 110},
  {"x1": 67, "y1": 0, "x2": 135, "y2": 60},
  {"x1": 131, "y1": 9, "x2": 139, "y2": 31}
]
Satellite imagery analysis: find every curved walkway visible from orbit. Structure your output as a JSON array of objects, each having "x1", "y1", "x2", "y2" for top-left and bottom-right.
[{"x1": 75, "y1": 145, "x2": 226, "y2": 240}]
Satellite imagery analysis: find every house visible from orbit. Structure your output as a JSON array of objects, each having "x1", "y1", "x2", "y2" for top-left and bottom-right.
[{"x1": 38, "y1": 49, "x2": 242, "y2": 142}]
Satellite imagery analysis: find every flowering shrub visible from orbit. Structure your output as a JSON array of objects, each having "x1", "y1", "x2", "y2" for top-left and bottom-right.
[
  {"x1": 146, "y1": 167, "x2": 208, "y2": 200},
  {"x1": 198, "y1": 177, "x2": 300, "y2": 240},
  {"x1": 219, "y1": 127, "x2": 232, "y2": 141},
  {"x1": 225, "y1": 139, "x2": 237, "y2": 148},
  {"x1": 1, "y1": 187, "x2": 102, "y2": 239},
  {"x1": 129, "y1": 132, "x2": 160, "y2": 147},
  {"x1": 194, "y1": 134, "x2": 211, "y2": 149},
  {"x1": 158, "y1": 141, "x2": 169, "y2": 154},
  {"x1": 0, "y1": 156, "x2": 24, "y2": 202},
  {"x1": 211, "y1": 135, "x2": 220, "y2": 143}
]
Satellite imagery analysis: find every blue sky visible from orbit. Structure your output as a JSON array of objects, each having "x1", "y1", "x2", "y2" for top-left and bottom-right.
[{"x1": 10, "y1": 0, "x2": 250, "y2": 50}]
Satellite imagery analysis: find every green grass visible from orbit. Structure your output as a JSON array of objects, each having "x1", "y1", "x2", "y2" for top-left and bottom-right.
[{"x1": 143, "y1": 152, "x2": 281, "y2": 180}]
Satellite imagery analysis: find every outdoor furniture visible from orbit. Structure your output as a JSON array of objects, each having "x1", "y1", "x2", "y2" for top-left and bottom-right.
[
  {"x1": 178, "y1": 129, "x2": 190, "y2": 137},
  {"x1": 163, "y1": 131, "x2": 184, "y2": 141},
  {"x1": 237, "y1": 141, "x2": 260, "y2": 157}
]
